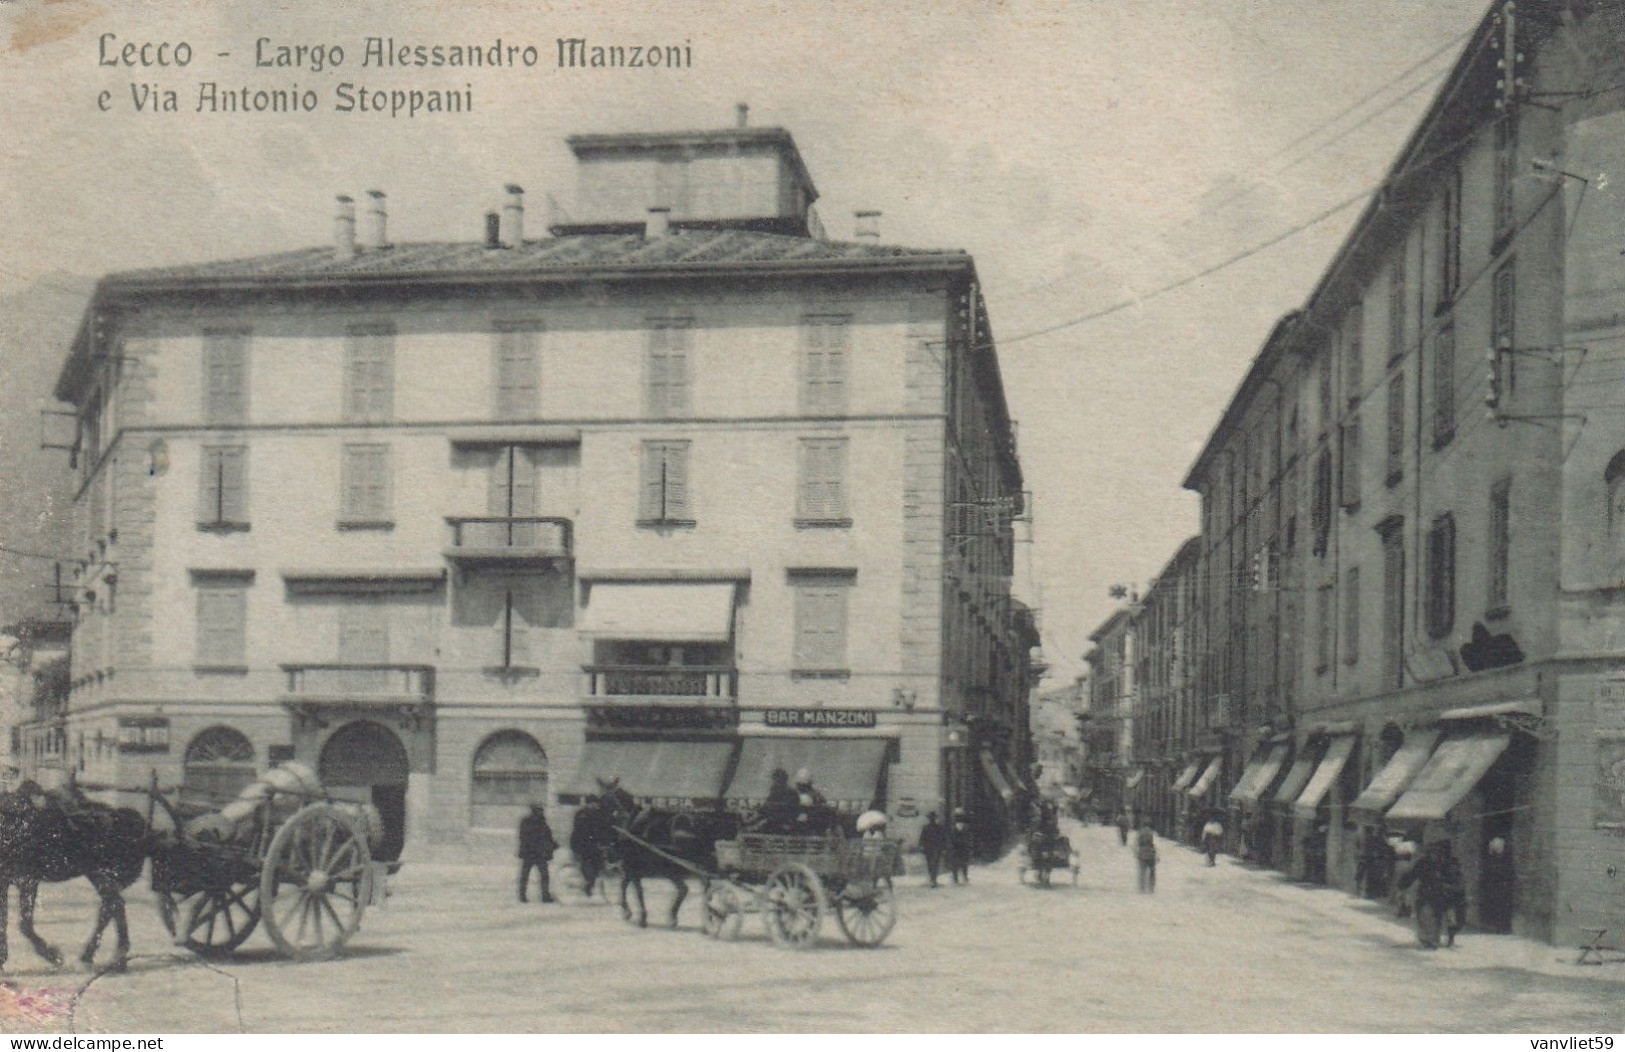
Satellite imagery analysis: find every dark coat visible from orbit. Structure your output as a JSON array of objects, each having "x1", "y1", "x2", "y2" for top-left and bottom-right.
[
  {"x1": 919, "y1": 819, "x2": 948, "y2": 859},
  {"x1": 1399, "y1": 851, "x2": 1465, "y2": 910},
  {"x1": 1135, "y1": 828, "x2": 1158, "y2": 863},
  {"x1": 518, "y1": 810, "x2": 558, "y2": 861},
  {"x1": 949, "y1": 820, "x2": 973, "y2": 862}
]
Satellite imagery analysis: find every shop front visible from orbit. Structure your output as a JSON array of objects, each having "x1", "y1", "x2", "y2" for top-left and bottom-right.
[{"x1": 1229, "y1": 736, "x2": 1290, "y2": 864}]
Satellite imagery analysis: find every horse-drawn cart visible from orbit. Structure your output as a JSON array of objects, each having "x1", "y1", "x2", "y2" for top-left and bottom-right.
[
  {"x1": 144, "y1": 763, "x2": 380, "y2": 961},
  {"x1": 1017, "y1": 830, "x2": 1079, "y2": 887},
  {"x1": 702, "y1": 833, "x2": 901, "y2": 950}
]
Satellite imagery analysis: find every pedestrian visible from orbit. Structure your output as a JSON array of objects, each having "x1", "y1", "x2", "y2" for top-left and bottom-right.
[
  {"x1": 1398, "y1": 840, "x2": 1458, "y2": 949},
  {"x1": 949, "y1": 807, "x2": 973, "y2": 884},
  {"x1": 518, "y1": 802, "x2": 558, "y2": 904},
  {"x1": 1135, "y1": 822, "x2": 1158, "y2": 892},
  {"x1": 919, "y1": 811, "x2": 947, "y2": 888},
  {"x1": 1439, "y1": 841, "x2": 1467, "y2": 947},
  {"x1": 1115, "y1": 808, "x2": 1130, "y2": 847},
  {"x1": 1200, "y1": 813, "x2": 1224, "y2": 867},
  {"x1": 1390, "y1": 836, "x2": 1418, "y2": 918}
]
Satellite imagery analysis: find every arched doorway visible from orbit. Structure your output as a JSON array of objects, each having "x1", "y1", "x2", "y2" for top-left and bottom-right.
[
  {"x1": 319, "y1": 720, "x2": 409, "y2": 862},
  {"x1": 184, "y1": 726, "x2": 256, "y2": 802},
  {"x1": 470, "y1": 730, "x2": 548, "y2": 831}
]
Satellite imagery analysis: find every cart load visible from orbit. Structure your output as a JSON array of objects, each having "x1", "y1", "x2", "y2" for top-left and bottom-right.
[{"x1": 704, "y1": 832, "x2": 903, "y2": 949}]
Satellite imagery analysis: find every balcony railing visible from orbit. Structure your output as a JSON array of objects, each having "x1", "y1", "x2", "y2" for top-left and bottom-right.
[
  {"x1": 444, "y1": 517, "x2": 572, "y2": 561},
  {"x1": 584, "y1": 665, "x2": 738, "y2": 699},
  {"x1": 281, "y1": 663, "x2": 435, "y2": 702}
]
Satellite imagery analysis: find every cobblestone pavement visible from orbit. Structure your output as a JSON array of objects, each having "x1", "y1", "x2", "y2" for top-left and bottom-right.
[{"x1": 4, "y1": 820, "x2": 1623, "y2": 1033}]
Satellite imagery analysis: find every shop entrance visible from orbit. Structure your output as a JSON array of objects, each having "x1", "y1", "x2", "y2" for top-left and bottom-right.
[{"x1": 319, "y1": 719, "x2": 410, "y2": 862}]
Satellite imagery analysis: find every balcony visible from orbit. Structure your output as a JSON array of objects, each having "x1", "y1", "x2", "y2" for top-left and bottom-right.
[
  {"x1": 280, "y1": 664, "x2": 435, "y2": 704},
  {"x1": 584, "y1": 665, "x2": 738, "y2": 699},
  {"x1": 443, "y1": 517, "x2": 572, "y2": 564}
]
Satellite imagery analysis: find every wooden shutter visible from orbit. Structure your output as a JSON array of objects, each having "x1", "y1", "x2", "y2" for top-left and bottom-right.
[
  {"x1": 1386, "y1": 375, "x2": 1404, "y2": 482},
  {"x1": 639, "y1": 442, "x2": 664, "y2": 520},
  {"x1": 345, "y1": 326, "x2": 395, "y2": 422},
  {"x1": 342, "y1": 444, "x2": 390, "y2": 521},
  {"x1": 196, "y1": 586, "x2": 246, "y2": 665},
  {"x1": 647, "y1": 323, "x2": 691, "y2": 416},
  {"x1": 1433, "y1": 325, "x2": 1456, "y2": 444},
  {"x1": 203, "y1": 332, "x2": 248, "y2": 424},
  {"x1": 662, "y1": 442, "x2": 689, "y2": 519},
  {"x1": 1388, "y1": 247, "x2": 1407, "y2": 361},
  {"x1": 794, "y1": 583, "x2": 848, "y2": 670},
  {"x1": 198, "y1": 446, "x2": 248, "y2": 524},
  {"x1": 338, "y1": 599, "x2": 389, "y2": 663},
  {"x1": 802, "y1": 318, "x2": 850, "y2": 413},
  {"x1": 494, "y1": 327, "x2": 540, "y2": 420},
  {"x1": 798, "y1": 439, "x2": 847, "y2": 520},
  {"x1": 1343, "y1": 306, "x2": 1362, "y2": 404},
  {"x1": 1344, "y1": 567, "x2": 1360, "y2": 664}
]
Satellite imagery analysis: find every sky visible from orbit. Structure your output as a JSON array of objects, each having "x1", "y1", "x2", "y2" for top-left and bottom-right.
[{"x1": 0, "y1": 0, "x2": 1492, "y2": 680}]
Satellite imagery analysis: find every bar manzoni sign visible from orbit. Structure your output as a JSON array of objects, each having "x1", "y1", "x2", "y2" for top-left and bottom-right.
[{"x1": 764, "y1": 709, "x2": 878, "y2": 729}]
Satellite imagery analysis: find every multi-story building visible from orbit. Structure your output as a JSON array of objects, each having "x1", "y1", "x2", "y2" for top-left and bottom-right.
[
  {"x1": 1031, "y1": 674, "x2": 1085, "y2": 796},
  {"x1": 34, "y1": 118, "x2": 1036, "y2": 860},
  {"x1": 1173, "y1": 0, "x2": 1625, "y2": 943},
  {"x1": 1133, "y1": 537, "x2": 1205, "y2": 839},
  {"x1": 1082, "y1": 605, "x2": 1136, "y2": 817}
]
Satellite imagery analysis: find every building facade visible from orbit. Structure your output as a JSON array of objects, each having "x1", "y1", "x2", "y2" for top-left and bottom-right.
[
  {"x1": 30, "y1": 121, "x2": 1036, "y2": 861},
  {"x1": 1141, "y1": 0, "x2": 1625, "y2": 944}
]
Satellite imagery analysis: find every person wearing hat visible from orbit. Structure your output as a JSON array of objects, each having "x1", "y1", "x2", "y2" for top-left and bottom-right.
[
  {"x1": 856, "y1": 810, "x2": 889, "y2": 839},
  {"x1": 949, "y1": 807, "x2": 973, "y2": 884},
  {"x1": 517, "y1": 803, "x2": 558, "y2": 904},
  {"x1": 918, "y1": 811, "x2": 947, "y2": 888},
  {"x1": 793, "y1": 768, "x2": 826, "y2": 808}
]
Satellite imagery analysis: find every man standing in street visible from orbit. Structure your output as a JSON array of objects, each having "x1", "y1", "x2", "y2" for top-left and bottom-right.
[
  {"x1": 1200, "y1": 813, "x2": 1224, "y2": 867},
  {"x1": 1135, "y1": 821, "x2": 1158, "y2": 893},
  {"x1": 949, "y1": 807, "x2": 973, "y2": 885},
  {"x1": 518, "y1": 802, "x2": 558, "y2": 904},
  {"x1": 919, "y1": 811, "x2": 947, "y2": 888},
  {"x1": 1115, "y1": 808, "x2": 1131, "y2": 847}
]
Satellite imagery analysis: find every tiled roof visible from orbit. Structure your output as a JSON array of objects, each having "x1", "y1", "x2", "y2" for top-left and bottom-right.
[{"x1": 108, "y1": 228, "x2": 965, "y2": 287}]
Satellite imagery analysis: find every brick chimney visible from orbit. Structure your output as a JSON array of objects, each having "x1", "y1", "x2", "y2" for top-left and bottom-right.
[
  {"x1": 500, "y1": 184, "x2": 524, "y2": 247},
  {"x1": 363, "y1": 189, "x2": 388, "y2": 251},
  {"x1": 334, "y1": 195, "x2": 356, "y2": 261},
  {"x1": 645, "y1": 206, "x2": 671, "y2": 239}
]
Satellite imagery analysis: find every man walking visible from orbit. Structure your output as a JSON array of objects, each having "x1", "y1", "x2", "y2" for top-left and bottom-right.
[
  {"x1": 1200, "y1": 813, "x2": 1224, "y2": 867},
  {"x1": 1115, "y1": 808, "x2": 1131, "y2": 847},
  {"x1": 518, "y1": 802, "x2": 558, "y2": 904},
  {"x1": 919, "y1": 811, "x2": 947, "y2": 888},
  {"x1": 1135, "y1": 821, "x2": 1158, "y2": 892},
  {"x1": 949, "y1": 807, "x2": 973, "y2": 885}
]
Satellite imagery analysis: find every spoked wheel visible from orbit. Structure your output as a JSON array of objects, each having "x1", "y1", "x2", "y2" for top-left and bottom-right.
[
  {"x1": 260, "y1": 803, "x2": 374, "y2": 961},
  {"x1": 157, "y1": 881, "x2": 261, "y2": 956},
  {"x1": 763, "y1": 863, "x2": 825, "y2": 950},
  {"x1": 701, "y1": 881, "x2": 744, "y2": 941},
  {"x1": 834, "y1": 877, "x2": 896, "y2": 947}
]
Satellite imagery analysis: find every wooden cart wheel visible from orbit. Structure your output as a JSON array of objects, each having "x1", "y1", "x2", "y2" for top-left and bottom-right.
[
  {"x1": 763, "y1": 863, "x2": 825, "y2": 950},
  {"x1": 259, "y1": 803, "x2": 373, "y2": 961},
  {"x1": 158, "y1": 881, "x2": 262, "y2": 956},
  {"x1": 701, "y1": 881, "x2": 744, "y2": 941},
  {"x1": 834, "y1": 877, "x2": 896, "y2": 947}
]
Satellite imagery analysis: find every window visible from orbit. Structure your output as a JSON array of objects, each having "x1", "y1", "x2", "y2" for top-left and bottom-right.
[
  {"x1": 337, "y1": 598, "x2": 389, "y2": 663},
  {"x1": 1489, "y1": 479, "x2": 1511, "y2": 616},
  {"x1": 801, "y1": 315, "x2": 851, "y2": 414},
  {"x1": 339, "y1": 444, "x2": 391, "y2": 525},
  {"x1": 797, "y1": 437, "x2": 849, "y2": 524},
  {"x1": 1441, "y1": 168, "x2": 1462, "y2": 301},
  {"x1": 1380, "y1": 523, "x2": 1405, "y2": 690},
  {"x1": 1494, "y1": 260, "x2": 1516, "y2": 395},
  {"x1": 489, "y1": 445, "x2": 538, "y2": 538},
  {"x1": 198, "y1": 445, "x2": 248, "y2": 527},
  {"x1": 1494, "y1": 112, "x2": 1517, "y2": 237},
  {"x1": 792, "y1": 574, "x2": 852, "y2": 674},
  {"x1": 1339, "y1": 412, "x2": 1361, "y2": 510},
  {"x1": 646, "y1": 319, "x2": 692, "y2": 417},
  {"x1": 1344, "y1": 305, "x2": 1363, "y2": 405},
  {"x1": 493, "y1": 324, "x2": 540, "y2": 420},
  {"x1": 343, "y1": 324, "x2": 395, "y2": 423},
  {"x1": 453, "y1": 570, "x2": 566, "y2": 668},
  {"x1": 471, "y1": 731, "x2": 549, "y2": 823},
  {"x1": 1432, "y1": 324, "x2": 1456, "y2": 448},
  {"x1": 1318, "y1": 358, "x2": 1334, "y2": 435},
  {"x1": 202, "y1": 330, "x2": 249, "y2": 425},
  {"x1": 638, "y1": 440, "x2": 691, "y2": 524},
  {"x1": 1388, "y1": 248, "x2": 1407, "y2": 363},
  {"x1": 183, "y1": 727, "x2": 255, "y2": 802},
  {"x1": 1344, "y1": 566, "x2": 1361, "y2": 665},
  {"x1": 1316, "y1": 583, "x2": 1333, "y2": 673},
  {"x1": 1385, "y1": 374, "x2": 1405, "y2": 486},
  {"x1": 1426, "y1": 513, "x2": 1457, "y2": 640},
  {"x1": 1311, "y1": 448, "x2": 1333, "y2": 555},
  {"x1": 195, "y1": 576, "x2": 249, "y2": 667}
]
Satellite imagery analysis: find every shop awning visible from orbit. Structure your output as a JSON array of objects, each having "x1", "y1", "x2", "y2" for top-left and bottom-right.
[
  {"x1": 1187, "y1": 756, "x2": 1222, "y2": 798},
  {"x1": 1349, "y1": 730, "x2": 1440, "y2": 816},
  {"x1": 1124, "y1": 768, "x2": 1145, "y2": 790},
  {"x1": 1270, "y1": 751, "x2": 1318, "y2": 806},
  {"x1": 1386, "y1": 730, "x2": 1511, "y2": 823},
  {"x1": 978, "y1": 750, "x2": 1017, "y2": 802},
  {"x1": 578, "y1": 582, "x2": 737, "y2": 643},
  {"x1": 1229, "y1": 742, "x2": 1290, "y2": 805},
  {"x1": 725, "y1": 737, "x2": 890, "y2": 812},
  {"x1": 1169, "y1": 759, "x2": 1204, "y2": 794},
  {"x1": 1437, "y1": 699, "x2": 1541, "y2": 722},
  {"x1": 1292, "y1": 735, "x2": 1357, "y2": 819},
  {"x1": 561, "y1": 739, "x2": 735, "y2": 803}
]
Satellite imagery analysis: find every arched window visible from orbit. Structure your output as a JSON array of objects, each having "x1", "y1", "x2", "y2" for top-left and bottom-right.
[
  {"x1": 1606, "y1": 450, "x2": 1625, "y2": 541},
  {"x1": 470, "y1": 731, "x2": 548, "y2": 829},
  {"x1": 183, "y1": 726, "x2": 256, "y2": 803}
]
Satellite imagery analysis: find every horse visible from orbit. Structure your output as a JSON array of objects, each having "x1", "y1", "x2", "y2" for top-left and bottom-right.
[
  {"x1": 596, "y1": 790, "x2": 738, "y2": 929},
  {"x1": 0, "y1": 783, "x2": 151, "y2": 972}
]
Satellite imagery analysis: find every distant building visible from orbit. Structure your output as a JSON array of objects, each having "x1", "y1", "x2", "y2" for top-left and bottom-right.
[
  {"x1": 32, "y1": 118, "x2": 1037, "y2": 859},
  {"x1": 1083, "y1": 605, "x2": 1136, "y2": 817}
]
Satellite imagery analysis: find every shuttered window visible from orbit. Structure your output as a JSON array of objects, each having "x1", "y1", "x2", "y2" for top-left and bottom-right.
[
  {"x1": 493, "y1": 324, "x2": 540, "y2": 420},
  {"x1": 797, "y1": 438, "x2": 849, "y2": 522},
  {"x1": 203, "y1": 331, "x2": 249, "y2": 425},
  {"x1": 1316, "y1": 583, "x2": 1333, "y2": 673},
  {"x1": 1489, "y1": 480, "x2": 1511, "y2": 615},
  {"x1": 1339, "y1": 413, "x2": 1361, "y2": 510},
  {"x1": 344, "y1": 324, "x2": 395, "y2": 423},
  {"x1": 340, "y1": 444, "x2": 392, "y2": 524},
  {"x1": 1311, "y1": 448, "x2": 1332, "y2": 556},
  {"x1": 801, "y1": 316, "x2": 851, "y2": 414},
  {"x1": 1344, "y1": 566, "x2": 1361, "y2": 665},
  {"x1": 1388, "y1": 247, "x2": 1407, "y2": 363},
  {"x1": 1382, "y1": 526, "x2": 1405, "y2": 690},
  {"x1": 198, "y1": 445, "x2": 248, "y2": 526},
  {"x1": 638, "y1": 440, "x2": 692, "y2": 524},
  {"x1": 337, "y1": 599, "x2": 389, "y2": 663},
  {"x1": 195, "y1": 579, "x2": 248, "y2": 666},
  {"x1": 1433, "y1": 324, "x2": 1456, "y2": 447},
  {"x1": 646, "y1": 320, "x2": 692, "y2": 417},
  {"x1": 1343, "y1": 305, "x2": 1363, "y2": 407},
  {"x1": 793, "y1": 577, "x2": 851, "y2": 672},
  {"x1": 1426, "y1": 514, "x2": 1457, "y2": 640},
  {"x1": 1385, "y1": 374, "x2": 1405, "y2": 486},
  {"x1": 1441, "y1": 168, "x2": 1462, "y2": 301}
]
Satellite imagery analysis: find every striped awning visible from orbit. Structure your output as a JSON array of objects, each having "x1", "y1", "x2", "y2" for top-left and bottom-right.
[
  {"x1": 1230, "y1": 742, "x2": 1290, "y2": 805},
  {"x1": 1187, "y1": 756, "x2": 1223, "y2": 798},
  {"x1": 1350, "y1": 731, "x2": 1440, "y2": 816},
  {"x1": 1170, "y1": 759, "x2": 1204, "y2": 794},
  {"x1": 1386, "y1": 731, "x2": 1511, "y2": 823},
  {"x1": 1292, "y1": 735, "x2": 1358, "y2": 819}
]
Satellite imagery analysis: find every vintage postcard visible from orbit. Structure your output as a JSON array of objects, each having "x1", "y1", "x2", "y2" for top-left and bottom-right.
[{"x1": 1, "y1": 0, "x2": 1624, "y2": 1036}]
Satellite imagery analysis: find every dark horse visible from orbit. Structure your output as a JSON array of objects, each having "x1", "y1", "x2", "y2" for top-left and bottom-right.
[
  {"x1": 0, "y1": 783, "x2": 150, "y2": 972},
  {"x1": 592, "y1": 787, "x2": 739, "y2": 929}
]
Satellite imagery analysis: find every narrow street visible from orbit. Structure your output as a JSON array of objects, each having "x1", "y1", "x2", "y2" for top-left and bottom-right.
[{"x1": 4, "y1": 820, "x2": 1621, "y2": 1033}]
